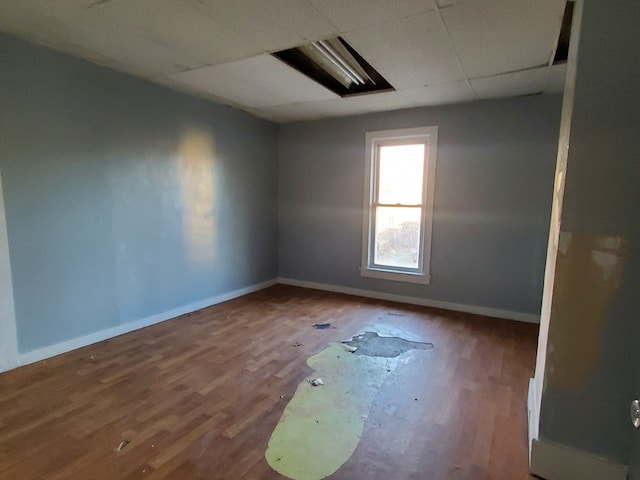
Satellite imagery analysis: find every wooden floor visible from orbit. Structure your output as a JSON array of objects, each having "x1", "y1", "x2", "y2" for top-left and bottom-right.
[{"x1": 0, "y1": 285, "x2": 539, "y2": 480}]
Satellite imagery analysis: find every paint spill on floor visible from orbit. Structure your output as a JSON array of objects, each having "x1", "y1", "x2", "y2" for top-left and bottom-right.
[
  {"x1": 343, "y1": 331, "x2": 433, "y2": 358},
  {"x1": 265, "y1": 331, "x2": 433, "y2": 480}
]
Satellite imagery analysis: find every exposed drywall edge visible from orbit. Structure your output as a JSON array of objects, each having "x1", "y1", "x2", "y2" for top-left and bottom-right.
[
  {"x1": 0, "y1": 170, "x2": 19, "y2": 373},
  {"x1": 527, "y1": 378, "x2": 539, "y2": 464},
  {"x1": 530, "y1": 438, "x2": 627, "y2": 480},
  {"x1": 17, "y1": 278, "x2": 278, "y2": 368},
  {"x1": 277, "y1": 278, "x2": 540, "y2": 323}
]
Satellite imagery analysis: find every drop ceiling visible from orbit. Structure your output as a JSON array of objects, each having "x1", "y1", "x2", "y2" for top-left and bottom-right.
[{"x1": 0, "y1": 0, "x2": 568, "y2": 123}]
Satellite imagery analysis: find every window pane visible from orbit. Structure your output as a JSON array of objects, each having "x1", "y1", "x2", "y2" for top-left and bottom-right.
[
  {"x1": 378, "y1": 144, "x2": 425, "y2": 205},
  {"x1": 374, "y1": 206, "x2": 421, "y2": 269}
]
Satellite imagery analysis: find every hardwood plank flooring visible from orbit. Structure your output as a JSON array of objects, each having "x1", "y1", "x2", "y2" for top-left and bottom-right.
[{"x1": 0, "y1": 285, "x2": 539, "y2": 479}]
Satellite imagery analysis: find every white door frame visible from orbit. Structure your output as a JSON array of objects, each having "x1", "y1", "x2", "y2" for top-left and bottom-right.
[{"x1": 0, "y1": 169, "x2": 19, "y2": 372}]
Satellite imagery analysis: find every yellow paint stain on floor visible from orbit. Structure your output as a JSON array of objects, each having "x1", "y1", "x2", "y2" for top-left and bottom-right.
[{"x1": 265, "y1": 342, "x2": 401, "y2": 480}]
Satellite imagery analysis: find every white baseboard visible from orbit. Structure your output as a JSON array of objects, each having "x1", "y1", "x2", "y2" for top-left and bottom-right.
[
  {"x1": 17, "y1": 278, "x2": 277, "y2": 367},
  {"x1": 277, "y1": 277, "x2": 540, "y2": 324},
  {"x1": 530, "y1": 439, "x2": 627, "y2": 480},
  {"x1": 527, "y1": 378, "x2": 539, "y2": 463}
]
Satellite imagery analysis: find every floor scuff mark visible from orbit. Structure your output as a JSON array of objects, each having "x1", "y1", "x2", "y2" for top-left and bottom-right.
[
  {"x1": 312, "y1": 323, "x2": 333, "y2": 330},
  {"x1": 116, "y1": 440, "x2": 130, "y2": 452}
]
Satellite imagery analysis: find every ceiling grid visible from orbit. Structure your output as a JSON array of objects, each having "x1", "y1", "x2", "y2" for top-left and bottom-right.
[{"x1": 0, "y1": 0, "x2": 568, "y2": 122}]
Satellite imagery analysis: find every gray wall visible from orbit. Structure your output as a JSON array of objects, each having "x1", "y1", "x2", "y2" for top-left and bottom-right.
[
  {"x1": 278, "y1": 95, "x2": 562, "y2": 315},
  {"x1": 537, "y1": 0, "x2": 640, "y2": 465},
  {"x1": 0, "y1": 34, "x2": 278, "y2": 353}
]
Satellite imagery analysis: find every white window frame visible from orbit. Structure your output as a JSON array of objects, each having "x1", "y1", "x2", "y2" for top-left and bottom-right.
[{"x1": 360, "y1": 126, "x2": 438, "y2": 285}]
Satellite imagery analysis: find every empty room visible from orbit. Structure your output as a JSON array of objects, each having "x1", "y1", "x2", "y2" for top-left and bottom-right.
[{"x1": 1, "y1": 1, "x2": 639, "y2": 479}]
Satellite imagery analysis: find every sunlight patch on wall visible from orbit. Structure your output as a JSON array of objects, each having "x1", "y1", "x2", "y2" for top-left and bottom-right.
[{"x1": 177, "y1": 127, "x2": 217, "y2": 267}]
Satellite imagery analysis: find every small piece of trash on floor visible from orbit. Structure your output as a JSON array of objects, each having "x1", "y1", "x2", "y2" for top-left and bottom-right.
[
  {"x1": 90, "y1": 355, "x2": 96, "y2": 361},
  {"x1": 280, "y1": 395, "x2": 284, "y2": 399},
  {"x1": 292, "y1": 342, "x2": 302, "y2": 347},
  {"x1": 117, "y1": 440, "x2": 130, "y2": 452},
  {"x1": 308, "y1": 378, "x2": 324, "y2": 386},
  {"x1": 313, "y1": 323, "x2": 331, "y2": 329}
]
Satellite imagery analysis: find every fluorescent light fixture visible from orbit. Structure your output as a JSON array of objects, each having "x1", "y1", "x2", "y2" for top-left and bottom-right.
[
  {"x1": 313, "y1": 41, "x2": 366, "y2": 85},
  {"x1": 272, "y1": 36, "x2": 394, "y2": 97},
  {"x1": 300, "y1": 44, "x2": 354, "y2": 88}
]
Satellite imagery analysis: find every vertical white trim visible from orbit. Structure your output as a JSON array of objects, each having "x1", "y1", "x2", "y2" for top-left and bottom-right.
[
  {"x1": 528, "y1": 378, "x2": 539, "y2": 462},
  {"x1": 0, "y1": 170, "x2": 19, "y2": 373},
  {"x1": 533, "y1": 0, "x2": 584, "y2": 443},
  {"x1": 423, "y1": 126, "x2": 438, "y2": 279}
]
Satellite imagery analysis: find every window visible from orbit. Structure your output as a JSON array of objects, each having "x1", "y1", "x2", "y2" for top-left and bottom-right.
[{"x1": 361, "y1": 126, "x2": 438, "y2": 284}]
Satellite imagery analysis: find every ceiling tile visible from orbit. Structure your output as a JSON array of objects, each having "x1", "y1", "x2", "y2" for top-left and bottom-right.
[
  {"x1": 76, "y1": 0, "x2": 243, "y2": 69},
  {"x1": 250, "y1": 81, "x2": 475, "y2": 123},
  {"x1": 345, "y1": 11, "x2": 465, "y2": 89},
  {"x1": 345, "y1": 81, "x2": 475, "y2": 111},
  {"x1": 442, "y1": 0, "x2": 566, "y2": 78},
  {"x1": 0, "y1": 0, "x2": 338, "y2": 76},
  {"x1": 470, "y1": 67, "x2": 549, "y2": 99},
  {"x1": 248, "y1": 98, "x2": 374, "y2": 123},
  {"x1": 546, "y1": 63, "x2": 567, "y2": 93},
  {"x1": 0, "y1": 0, "x2": 201, "y2": 77},
  {"x1": 78, "y1": 0, "x2": 338, "y2": 69},
  {"x1": 165, "y1": 55, "x2": 338, "y2": 109},
  {"x1": 308, "y1": 0, "x2": 437, "y2": 32},
  {"x1": 194, "y1": 0, "x2": 337, "y2": 54}
]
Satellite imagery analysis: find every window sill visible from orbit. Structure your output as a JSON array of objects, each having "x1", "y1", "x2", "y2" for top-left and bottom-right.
[{"x1": 360, "y1": 267, "x2": 431, "y2": 285}]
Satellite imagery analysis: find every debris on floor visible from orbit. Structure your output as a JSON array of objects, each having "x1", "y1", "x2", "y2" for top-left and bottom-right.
[
  {"x1": 342, "y1": 331, "x2": 433, "y2": 358},
  {"x1": 313, "y1": 323, "x2": 332, "y2": 329},
  {"x1": 308, "y1": 378, "x2": 324, "y2": 386},
  {"x1": 292, "y1": 342, "x2": 302, "y2": 347},
  {"x1": 116, "y1": 440, "x2": 130, "y2": 452}
]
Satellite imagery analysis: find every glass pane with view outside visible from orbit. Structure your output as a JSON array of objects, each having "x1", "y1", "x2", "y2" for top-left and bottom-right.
[
  {"x1": 378, "y1": 144, "x2": 425, "y2": 205},
  {"x1": 374, "y1": 206, "x2": 422, "y2": 269},
  {"x1": 373, "y1": 143, "x2": 425, "y2": 269}
]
